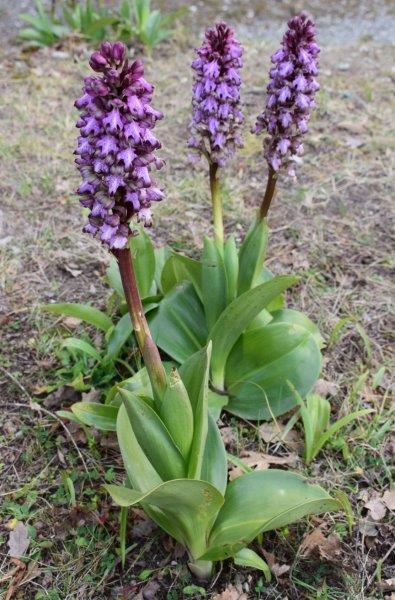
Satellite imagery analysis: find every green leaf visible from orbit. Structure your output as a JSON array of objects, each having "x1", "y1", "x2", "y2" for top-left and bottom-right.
[
  {"x1": 223, "y1": 234, "x2": 239, "y2": 304},
  {"x1": 179, "y1": 345, "x2": 211, "y2": 480},
  {"x1": 204, "y1": 470, "x2": 341, "y2": 560},
  {"x1": 116, "y1": 403, "x2": 162, "y2": 492},
  {"x1": 314, "y1": 407, "x2": 373, "y2": 463},
  {"x1": 161, "y1": 253, "x2": 203, "y2": 302},
  {"x1": 301, "y1": 394, "x2": 330, "y2": 463},
  {"x1": 233, "y1": 548, "x2": 271, "y2": 581},
  {"x1": 105, "y1": 313, "x2": 133, "y2": 359},
  {"x1": 71, "y1": 402, "x2": 117, "y2": 431},
  {"x1": 129, "y1": 227, "x2": 155, "y2": 298},
  {"x1": 105, "y1": 478, "x2": 224, "y2": 560},
  {"x1": 120, "y1": 390, "x2": 185, "y2": 480},
  {"x1": 210, "y1": 276, "x2": 298, "y2": 389},
  {"x1": 43, "y1": 302, "x2": 113, "y2": 332},
  {"x1": 159, "y1": 369, "x2": 194, "y2": 460},
  {"x1": 270, "y1": 308, "x2": 324, "y2": 348},
  {"x1": 118, "y1": 367, "x2": 153, "y2": 398},
  {"x1": 62, "y1": 337, "x2": 101, "y2": 361},
  {"x1": 225, "y1": 322, "x2": 322, "y2": 420},
  {"x1": 208, "y1": 390, "x2": 228, "y2": 421},
  {"x1": 202, "y1": 237, "x2": 227, "y2": 330},
  {"x1": 106, "y1": 256, "x2": 124, "y2": 298},
  {"x1": 237, "y1": 219, "x2": 268, "y2": 295},
  {"x1": 154, "y1": 246, "x2": 172, "y2": 293},
  {"x1": 149, "y1": 282, "x2": 207, "y2": 363},
  {"x1": 200, "y1": 412, "x2": 227, "y2": 495}
]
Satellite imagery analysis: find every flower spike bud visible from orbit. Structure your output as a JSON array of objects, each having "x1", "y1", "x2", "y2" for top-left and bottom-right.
[
  {"x1": 253, "y1": 13, "x2": 320, "y2": 176},
  {"x1": 188, "y1": 21, "x2": 244, "y2": 168},
  {"x1": 75, "y1": 42, "x2": 164, "y2": 250}
]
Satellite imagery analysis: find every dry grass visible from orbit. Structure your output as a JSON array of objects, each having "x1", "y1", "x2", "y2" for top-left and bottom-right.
[{"x1": 0, "y1": 17, "x2": 394, "y2": 600}]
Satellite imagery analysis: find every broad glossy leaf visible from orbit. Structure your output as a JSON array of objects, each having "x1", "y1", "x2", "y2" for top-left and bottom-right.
[
  {"x1": 117, "y1": 402, "x2": 162, "y2": 492},
  {"x1": 237, "y1": 219, "x2": 268, "y2": 295},
  {"x1": 271, "y1": 308, "x2": 324, "y2": 348},
  {"x1": 62, "y1": 337, "x2": 101, "y2": 361},
  {"x1": 204, "y1": 470, "x2": 341, "y2": 560},
  {"x1": 202, "y1": 237, "x2": 227, "y2": 330},
  {"x1": 105, "y1": 478, "x2": 224, "y2": 560},
  {"x1": 179, "y1": 345, "x2": 211, "y2": 480},
  {"x1": 119, "y1": 367, "x2": 153, "y2": 398},
  {"x1": 200, "y1": 412, "x2": 227, "y2": 495},
  {"x1": 234, "y1": 548, "x2": 271, "y2": 581},
  {"x1": 129, "y1": 227, "x2": 155, "y2": 298},
  {"x1": 210, "y1": 276, "x2": 298, "y2": 389},
  {"x1": 161, "y1": 253, "x2": 203, "y2": 302},
  {"x1": 43, "y1": 302, "x2": 113, "y2": 332},
  {"x1": 154, "y1": 245, "x2": 172, "y2": 293},
  {"x1": 105, "y1": 313, "x2": 133, "y2": 359},
  {"x1": 121, "y1": 390, "x2": 185, "y2": 480},
  {"x1": 106, "y1": 256, "x2": 124, "y2": 298},
  {"x1": 223, "y1": 235, "x2": 239, "y2": 304},
  {"x1": 71, "y1": 402, "x2": 117, "y2": 431},
  {"x1": 256, "y1": 266, "x2": 285, "y2": 311},
  {"x1": 149, "y1": 282, "x2": 207, "y2": 363},
  {"x1": 160, "y1": 369, "x2": 194, "y2": 460},
  {"x1": 225, "y1": 322, "x2": 322, "y2": 420},
  {"x1": 208, "y1": 390, "x2": 228, "y2": 422}
]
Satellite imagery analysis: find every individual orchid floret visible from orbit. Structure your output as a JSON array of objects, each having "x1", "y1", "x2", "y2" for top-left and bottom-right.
[
  {"x1": 253, "y1": 13, "x2": 320, "y2": 175},
  {"x1": 75, "y1": 42, "x2": 164, "y2": 250},
  {"x1": 188, "y1": 21, "x2": 244, "y2": 167}
]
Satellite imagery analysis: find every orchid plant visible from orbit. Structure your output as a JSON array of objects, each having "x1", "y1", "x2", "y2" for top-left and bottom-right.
[
  {"x1": 149, "y1": 15, "x2": 324, "y2": 420},
  {"x1": 58, "y1": 41, "x2": 344, "y2": 580},
  {"x1": 45, "y1": 15, "x2": 325, "y2": 423}
]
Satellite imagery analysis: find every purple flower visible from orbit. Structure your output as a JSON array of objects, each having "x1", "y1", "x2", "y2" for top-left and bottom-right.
[
  {"x1": 188, "y1": 22, "x2": 244, "y2": 167},
  {"x1": 75, "y1": 42, "x2": 164, "y2": 250},
  {"x1": 252, "y1": 13, "x2": 320, "y2": 174}
]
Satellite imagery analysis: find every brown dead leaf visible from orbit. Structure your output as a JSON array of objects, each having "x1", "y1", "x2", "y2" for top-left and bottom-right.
[
  {"x1": 8, "y1": 522, "x2": 29, "y2": 558},
  {"x1": 382, "y1": 490, "x2": 395, "y2": 511},
  {"x1": 229, "y1": 450, "x2": 298, "y2": 480},
  {"x1": 259, "y1": 422, "x2": 302, "y2": 451},
  {"x1": 220, "y1": 426, "x2": 237, "y2": 446},
  {"x1": 365, "y1": 498, "x2": 387, "y2": 521},
  {"x1": 61, "y1": 263, "x2": 83, "y2": 277},
  {"x1": 299, "y1": 527, "x2": 341, "y2": 561},
  {"x1": 212, "y1": 584, "x2": 248, "y2": 600},
  {"x1": 62, "y1": 316, "x2": 81, "y2": 329},
  {"x1": 314, "y1": 378, "x2": 339, "y2": 397},
  {"x1": 262, "y1": 550, "x2": 290, "y2": 578}
]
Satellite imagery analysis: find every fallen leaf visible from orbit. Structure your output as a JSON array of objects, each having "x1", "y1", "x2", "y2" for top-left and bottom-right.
[
  {"x1": 8, "y1": 522, "x2": 30, "y2": 558},
  {"x1": 382, "y1": 490, "x2": 395, "y2": 511},
  {"x1": 377, "y1": 578, "x2": 395, "y2": 592},
  {"x1": 61, "y1": 263, "x2": 83, "y2": 277},
  {"x1": 358, "y1": 519, "x2": 378, "y2": 539},
  {"x1": 212, "y1": 584, "x2": 248, "y2": 600},
  {"x1": 259, "y1": 422, "x2": 302, "y2": 451},
  {"x1": 365, "y1": 498, "x2": 387, "y2": 521},
  {"x1": 62, "y1": 316, "x2": 81, "y2": 329},
  {"x1": 220, "y1": 426, "x2": 237, "y2": 446},
  {"x1": 262, "y1": 550, "x2": 290, "y2": 578},
  {"x1": 229, "y1": 450, "x2": 298, "y2": 480},
  {"x1": 299, "y1": 527, "x2": 341, "y2": 561},
  {"x1": 314, "y1": 378, "x2": 339, "y2": 397}
]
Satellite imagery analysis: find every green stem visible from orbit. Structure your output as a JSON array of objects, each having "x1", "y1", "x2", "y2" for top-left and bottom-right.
[
  {"x1": 115, "y1": 246, "x2": 167, "y2": 403},
  {"x1": 209, "y1": 162, "x2": 224, "y2": 248},
  {"x1": 259, "y1": 166, "x2": 277, "y2": 219},
  {"x1": 188, "y1": 559, "x2": 213, "y2": 581}
]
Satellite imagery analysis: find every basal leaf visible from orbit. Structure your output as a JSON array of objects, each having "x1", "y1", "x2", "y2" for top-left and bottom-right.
[
  {"x1": 120, "y1": 390, "x2": 186, "y2": 480},
  {"x1": 210, "y1": 276, "x2": 298, "y2": 389},
  {"x1": 105, "y1": 312, "x2": 133, "y2": 359},
  {"x1": 202, "y1": 237, "x2": 227, "y2": 330},
  {"x1": 161, "y1": 252, "x2": 203, "y2": 302},
  {"x1": 129, "y1": 227, "x2": 155, "y2": 298},
  {"x1": 237, "y1": 219, "x2": 268, "y2": 295},
  {"x1": 204, "y1": 470, "x2": 341, "y2": 560},
  {"x1": 149, "y1": 282, "x2": 207, "y2": 363},
  {"x1": 225, "y1": 322, "x2": 322, "y2": 420},
  {"x1": 233, "y1": 548, "x2": 271, "y2": 581},
  {"x1": 43, "y1": 302, "x2": 113, "y2": 332},
  {"x1": 71, "y1": 402, "x2": 117, "y2": 431},
  {"x1": 160, "y1": 369, "x2": 194, "y2": 460}
]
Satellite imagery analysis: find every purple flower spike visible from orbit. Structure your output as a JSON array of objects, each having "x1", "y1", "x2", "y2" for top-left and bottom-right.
[
  {"x1": 75, "y1": 42, "x2": 164, "y2": 250},
  {"x1": 253, "y1": 13, "x2": 320, "y2": 174},
  {"x1": 188, "y1": 22, "x2": 244, "y2": 167}
]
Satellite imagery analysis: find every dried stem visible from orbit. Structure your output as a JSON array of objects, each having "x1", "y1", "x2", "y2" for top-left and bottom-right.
[{"x1": 115, "y1": 246, "x2": 167, "y2": 402}]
